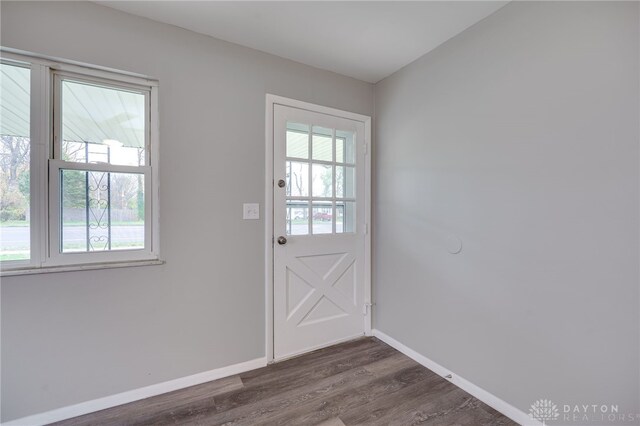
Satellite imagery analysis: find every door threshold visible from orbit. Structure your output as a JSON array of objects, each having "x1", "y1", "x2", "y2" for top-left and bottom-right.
[{"x1": 271, "y1": 333, "x2": 366, "y2": 364}]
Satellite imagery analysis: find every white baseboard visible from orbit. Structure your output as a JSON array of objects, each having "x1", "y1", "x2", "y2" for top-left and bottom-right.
[
  {"x1": 372, "y1": 329, "x2": 539, "y2": 426},
  {"x1": 3, "y1": 357, "x2": 267, "y2": 426},
  {"x1": 6, "y1": 333, "x2": 539, "y2": 426}
]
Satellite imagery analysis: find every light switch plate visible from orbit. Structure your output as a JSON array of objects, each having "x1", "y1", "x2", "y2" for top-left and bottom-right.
[{"x1": 243, "y1": 203, "x2": 260, "y2": 220}]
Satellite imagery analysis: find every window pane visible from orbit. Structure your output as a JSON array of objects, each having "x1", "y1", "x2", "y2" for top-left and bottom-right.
[
  {"x1": 312, "y1": 202, "x2": 333, "y2": 235},
  {"x1": 286, "y1": 200, "x2": 308, "y2": 236},
  {"x1": 312, "y1": 126, "x2": 332, "y2": 162},
  {"x1": 286, "y1": 161, "x2": 309, "y2": 197},
  {"x1": 336, "y1": 136, "x2": 345, "y2": 163},
  {"x1": 336, "y1": 166, "x2": 355, "y2": 199},
  {"x1": 286, "y1": 123, "x2": 309, "y2": 159},
  {"x1": 0, "y1": 63, "x2": 30, "y2": 261},
  {"x1": 336, "y1": 129, "x2": 355, "y2": 164},
  {"x1": 61, "y1": 170, "x2": 87, "y2": 252},
  {"x1": 61, "y1": 170, "x2": 145, "y2": 252},
  {"x1": 61, "y1": 80, "x2": 146, "y2": 166},
  {"x1": 336, "y1": 201, "x2": 356, "y2": 233},
  {"x1": 312, "y1": 163, "x2": 332, "y2": 198}
]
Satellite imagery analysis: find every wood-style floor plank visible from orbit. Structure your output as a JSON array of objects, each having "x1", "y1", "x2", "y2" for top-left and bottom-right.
[
  {"x1": 51, "y1": 375, "x2": 243, "y2": 426},
  {"x1": 52, "y1": 338, "x2": 517, "y2": 426},
  {"x1": 339, "y1": 372, "x2": 460, "y2": 425},
  {"x1": 191, "y1": 351, "x2": 408, "y2": 425},
  {"x1": 238, "y1": 337, "x2": 385, "y2": 389},
  {"x1": 316, "y1": 417, "x2": 347, "y2": 426},
  {"x1": 212, "y1": 341, "x2": 397, "y2": 415},
  {"x1": 264, "y1": 362, "x2": 435, "y2": 425}
]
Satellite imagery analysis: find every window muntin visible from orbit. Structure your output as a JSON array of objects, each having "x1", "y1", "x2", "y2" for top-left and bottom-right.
[
  {"x1": 0, "y1": 62, "x2": 31, "y2": 262},
  {"x1": 285, "y1": 121, "x2": 356, "y2": 236}
]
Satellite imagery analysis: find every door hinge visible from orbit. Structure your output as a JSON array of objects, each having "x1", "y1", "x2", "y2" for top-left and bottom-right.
[
  {"x1": 363, "y1": 302, "x2": 375, "y2": 315},
  {"x1": 272, "y1": 236, "x2": 275, "y2": 247},
  {"x1": 363, "y1": 143, "x2": 368, "y2": 155}
]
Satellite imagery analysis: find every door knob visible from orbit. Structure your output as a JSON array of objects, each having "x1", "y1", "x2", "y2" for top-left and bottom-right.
[
  {"x1": 278, "y1": 179, "x2": 285, "y2": 188},
  {"x1": 277, "y1": 236, "x2": 287, "y2": 245}
]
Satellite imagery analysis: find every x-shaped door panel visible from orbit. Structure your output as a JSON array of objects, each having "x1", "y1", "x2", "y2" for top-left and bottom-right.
[{"x1": 285, "y1": 252, "x2": 357, "y2": 327}]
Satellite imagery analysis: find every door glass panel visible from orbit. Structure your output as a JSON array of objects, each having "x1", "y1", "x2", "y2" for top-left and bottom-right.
[
  {"x1": 336, "y1": 130, "x2": 355, "y2": 164},
  {"x1": 282, "y1": 122, "x2": 356, "y2": 236},
  {"x1": 312, "y1": 126, "x2": 332, "y2": 162},
  {"x1": 336, "y1": 136, "x2": 345, "y2": 163},
  {"x1": 0, "y1": 62, "x2": 31, "y2": 261},
  {"x1": 336, "y1": 166, "x2": 356, "y2": 199},
  {"x1": 286, "y1": 161, "x2": 309, "y2": 197},
  {"x1": 286, "y1": 200, "x2": 308, "y2": 236},
  {"x1": 61, "y1": 169, "x2": 145, "y2": 252},
  {"x1": 336, "y1": 201, "x2": 356, "y2": 233},
  {"x1": 61, "y1": 79, "x2": 146, "y2": 166},
  {"x1": 312, "y1": 202, "x2": 333, "y2": 234},
  {"x1": 286, "y1": 122, "x2": 309, "y2": 159},
  {"x1": 312, "y1": 163, "x2": 332, "y2": 198}
]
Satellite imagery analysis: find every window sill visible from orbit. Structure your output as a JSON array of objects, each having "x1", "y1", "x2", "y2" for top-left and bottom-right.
[{"x1": 0, "y1": 259, "x2": 165, "y2": 277}]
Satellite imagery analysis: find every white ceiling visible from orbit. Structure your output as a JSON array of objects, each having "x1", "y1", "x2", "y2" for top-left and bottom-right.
[{"x1": 95, "y1": 1, "x2": 508, "y2": 83}]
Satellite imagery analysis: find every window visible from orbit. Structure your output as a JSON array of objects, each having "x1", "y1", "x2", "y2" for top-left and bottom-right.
[
  {"x1": 285, "y1": 122, "x2": 356, "y2": 236},
  {"x1": 0, "y1": 51, "x2": 159, "y2": 273},
  {"x1": 0, "y1": 62, "x2": 31, "y2": 262}
]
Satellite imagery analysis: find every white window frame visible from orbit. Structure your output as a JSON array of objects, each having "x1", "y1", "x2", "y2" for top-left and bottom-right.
[{"x1": 0, "y1": 49, "x2": 161, "y2": 275}]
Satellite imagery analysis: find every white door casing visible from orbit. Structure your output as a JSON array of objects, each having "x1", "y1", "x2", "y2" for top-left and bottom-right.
[{"x1": 270, "y1": 101, "x2": 370, "y2": 361}]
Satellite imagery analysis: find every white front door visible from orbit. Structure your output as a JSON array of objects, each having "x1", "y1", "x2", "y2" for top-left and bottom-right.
[{"x1": 273, "y1": 103, "x2": 369, "y2": 360}]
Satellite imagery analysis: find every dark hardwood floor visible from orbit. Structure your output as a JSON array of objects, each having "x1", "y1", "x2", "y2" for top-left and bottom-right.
[{"x1": 52, "y1": 337, "x2": 517, "y2": 425}]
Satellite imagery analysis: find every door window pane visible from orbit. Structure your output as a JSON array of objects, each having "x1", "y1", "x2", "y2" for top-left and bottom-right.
[
  {"x1": 336, "y1": 201, "x2": 356, "y2": 233},
  {"x1": 312, "y1": 163, "x2": 332, "y2": 198},
  {"x1": 336, "y1": 136, "x2": 345, "y2": 163},
  {"x1": 336, "y1": 130, "x2": 355, "y2": 164},
  {"x1": 0, "y1": 63, "x2": 30, "y2": 261},
  {"x1": 61, "y1": 80, "x2": 146, "y2": 166},
  {"x1": 283, "y1": 122, "x2": 356, "y2": 237},
  {"x1": 286, "y1": 161, "x2": 309, "y2": 197},
  {"x1": 336, "y1": 166, "x2": 355, "y2": 199},
  {"x1": 312, "y1": 202, "x2": 333, "y2": 234},
  {"x1": 312, "y1": 126, "x2": 332, "y2": 162},
  {"x1": 61, "y1": 170, "x2": 145, "y2": 252},
  {"x1": 286, "y1": 123, "x2": 309, "y2": 159},
  {"x1": 286, "y1": 200, "x2": 308, "y2": 236}
]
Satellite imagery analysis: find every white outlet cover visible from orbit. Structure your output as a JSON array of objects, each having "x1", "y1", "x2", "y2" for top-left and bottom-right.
[{"x1": 243, "y1": 203, "x2": 260, "y2": 220}]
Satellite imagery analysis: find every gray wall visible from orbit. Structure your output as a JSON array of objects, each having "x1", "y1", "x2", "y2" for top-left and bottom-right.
[
  {"x1": 0, "y1": 2, "x2": 373, "y2": 421},
  {"x1": 3, "y1": 0, "x2": 639, "y2": 423},
  {"x1": 374, "y1": 1, "x2": 639, "y2": 422}
]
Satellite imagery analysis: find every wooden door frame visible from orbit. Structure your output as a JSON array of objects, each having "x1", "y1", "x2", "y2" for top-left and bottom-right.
[{"x1": 265, "y1": 94, "x2": 372, "y2": 363}]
